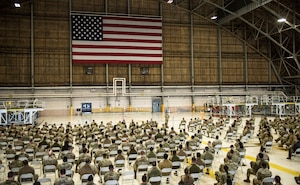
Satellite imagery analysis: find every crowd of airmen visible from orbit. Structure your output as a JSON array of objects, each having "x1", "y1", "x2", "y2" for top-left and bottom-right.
[{"x1": 0, "y1": 113, "x2": 299, "y2": 185}]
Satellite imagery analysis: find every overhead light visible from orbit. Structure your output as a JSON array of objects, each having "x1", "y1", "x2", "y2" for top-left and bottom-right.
[
  {"x1": 14, "y1": 3, "x2": 21, "y2": 7},
  {"x1": 277, "y1": 18, "x2": 286, "y2": 23},
  {"x1": 211, "y1": 15, "x2": 217, "y2": 20},
  {"x1": 14, "y1": 1, "x2": 21, "y2": 8},
  {"x1": 167, "y1": 0, "x2": 173, "y2": 3},
  {"x1": 286, "y1": 56, "x2": 293, "y2": 59}
]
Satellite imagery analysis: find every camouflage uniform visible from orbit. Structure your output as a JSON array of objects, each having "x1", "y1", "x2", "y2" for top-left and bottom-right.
[
  {"x1": 54, "y1": 175, "x2": 74, "y2": 185},
  {"x1": 147, "y1": 166, "x2": 162, "y2": 185},
  {"x1": 0, "y1": 180, "x2": 20, "y2": 185},
  {"x1": 253, "y1": 168, "x2": 272, "y2": 185},
  {"x1": 104, "y1": 171, "x2": 120, "y2": 182}
]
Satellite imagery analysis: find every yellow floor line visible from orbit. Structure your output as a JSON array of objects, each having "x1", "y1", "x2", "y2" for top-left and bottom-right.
[
  {"x1": 244, "y1": 155, "x2": 299, "y2": 176},
  {"x1": 199, "y1": 140, "x2": 300, "y2": 182}
]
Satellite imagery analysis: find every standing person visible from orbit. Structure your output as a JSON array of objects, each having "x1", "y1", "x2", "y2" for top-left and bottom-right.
[{"x1": 165, "y1": 113, "x2": 170, "y2": 128}]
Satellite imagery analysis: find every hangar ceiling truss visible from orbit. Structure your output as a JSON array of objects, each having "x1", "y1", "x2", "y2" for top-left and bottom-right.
[{"x1": 160, "y1": 0, "x2": 300, "y2": 93}]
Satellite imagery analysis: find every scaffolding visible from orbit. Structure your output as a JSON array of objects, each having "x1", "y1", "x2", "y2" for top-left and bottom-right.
[
  {"x1": 0, "y1": 99, "x2": 44, "y2": 126},
  {"x1": 210, "y1": 95, "x2": 300, "y2": 117}
]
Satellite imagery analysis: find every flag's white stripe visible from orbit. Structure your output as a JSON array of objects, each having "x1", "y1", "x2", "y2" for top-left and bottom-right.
[
  {"x1": 104, "y1": 19, "x2": 162, "y2": 27},
  {"x1": 104, "y1": 26, "x2": 162, "y2": 34},
  {"x1": 73, "y1": 55, "x2": 162, "y2": 61},
  {"x1": 103, "y1": 34, "x2": 161, "y2": 40},
  {"x1": 72, "y1": 41, "x2": 162, "y2": 47},
  {"x1": 73, "y1": 48, "x2": 162, "y2": 54}
]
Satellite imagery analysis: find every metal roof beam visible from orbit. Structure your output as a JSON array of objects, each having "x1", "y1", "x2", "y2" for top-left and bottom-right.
[{"x1": 218, "y1": 0, "x2": 273, "y2": 25}]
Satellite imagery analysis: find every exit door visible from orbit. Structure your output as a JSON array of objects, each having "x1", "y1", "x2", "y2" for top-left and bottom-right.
[{"x1": 152, "y1": 99, "x2": 161, "y2": 112}]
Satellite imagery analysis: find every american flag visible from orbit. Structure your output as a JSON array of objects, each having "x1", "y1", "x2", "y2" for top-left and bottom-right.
[{"x1": 71, "y1": 14, "x2": 163, "y2": 64}]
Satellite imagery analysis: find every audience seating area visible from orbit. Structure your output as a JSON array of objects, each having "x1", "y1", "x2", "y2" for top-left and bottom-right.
[{"x1": 0, "y1": 112, "x2": 299, "y2": 185}]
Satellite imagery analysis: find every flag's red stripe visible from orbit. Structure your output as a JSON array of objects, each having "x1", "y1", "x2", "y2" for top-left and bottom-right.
[
  {"x1": 72, "y1": 45, "x2": 161, "y2": 50},
  {"x1": 104, "y1": 16, "x2": 162, "y2": 23},
  {"x1": 73, "y1": 60, "x2": 162, "y2": 64},
  {"x1": 104, "y1": 23, "x2": 161, "y2": 30},
  {"x1": 103, "y1": 31, "x2": 161, "y2": 37},
  {"x1": 72, "y1": 52, "x2": 162, "y2": 57}
]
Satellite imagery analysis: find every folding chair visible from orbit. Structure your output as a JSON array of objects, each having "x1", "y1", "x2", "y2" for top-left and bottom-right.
[
  {"x1": 261, "y1": 177, "x2": 274, "y2": 185},
  {"x1": 81, "y1": 174, "x2": 93, "y2": 183},
  {"x1": 0, "y1": 164, "x2": 5, "y2": 181},
  {"x1": 43, "y1": 164, "x2": 57, "y2": 178},
  {"x1": 172, "y1": 161, "x2": 181, "y2": 176},
  {"x1": 6, "y1": 153, "x2": 15, "y2": 163},
  {"x1": 19, "y1": 156, "x2": 28, "y2": 162},
  {"x1": 264, "y1": 142, "x2": 273, "y2": 153},
  {"x1": 121, "y1": 170, "x2": 135, "y2": 185},
  {"x1": 161, "y1": 168, "x2": 172, "y2": 184},
  {"x1": 214, "y1": 144, "x2": 222, "y2": 154},
  {"x1": 25, "y1": 148, "x2": 35, "y2": 160},
  {"x1": 149, "y1": 176, "x2": 161, "y2": 184},
  {"x1": 11, "y1": 167, "x2": 20, "y2": 176},
  {"x1": 109, "y1": 150, "x2": 118, "y2": 157},
  {"x1": 30, "y1": 160, "x2": 42, "y2": 176},
  {"x1": 156, "y1": 152, "x2": 165, "y2": 160},
  {"x1": 51, "y1": 147, "x2": 61, "y2": 158},
  {"x1": 226, "y1": 133, "x2": 233, "y2": 141},
  {"x1": 99, "y1": 166, "x2": 110, "y2": 176},
  {"x1": 105, "y1": 180, "x2": 119, "y2": 185},
  {"x1": 95, "y1": 156, "x2": 103, "y2": 165},
  {"x1": 19, "y1": 173, "x2": 34, "y2": 185},
  {"x1": 35, "y1": 151, "x2": 46, "y2": 161},
  {"x1": 38, "y1": 177, "x2": 51, "y2": 185},
  {"x1": 204, "y1": 159, "x2": 213, "y2": 174},
  {"x1": 292, "y1": 148, "x2": 300, "y2": 160},
  {"x1": 190, "y1": 172, "x2": 201, "y2": 185},
  {"x1": 128, "y1": 154, "x2": 137, "y2": 165},
  {"x1": 115, "y1": 159, "x2": 125, "y2": 171},
  {"x1": 137, "y1": 164, "x2": 148, "y2": 178},
  {"x1": 148, "y1": 157, "x2": 157, "y2": 164}
]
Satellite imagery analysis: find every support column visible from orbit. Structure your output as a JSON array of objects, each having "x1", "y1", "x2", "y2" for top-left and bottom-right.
[
  {"x1": 69, "y1": 0, "x2": 73, "y2": 116},
  {"x1": 189, "y1": 2, "x2": 195, "y2": 112},
  {"x1": 105, "y1": 64, "x2": 110, "y2": 112},
  {"x1": 244, "y1": 28, "x2": 248, "y2": 91},
  {"x1": 217, "y1": 26, "x2": 223, "y2": 92},
  {"x1": 159, "y1": 1, "x2": 164, "y2": 113},
  {"x1": 127, "y1": 0, "x2": 132, "y2": 112}
]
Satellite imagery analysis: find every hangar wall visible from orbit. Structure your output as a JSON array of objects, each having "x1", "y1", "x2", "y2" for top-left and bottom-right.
[
  {"x1": 0, "y1": 0, "x2": 281, "y2": 115},
  {"x1": 0, "y1": 0, "x2": 277, "y2": 87}
]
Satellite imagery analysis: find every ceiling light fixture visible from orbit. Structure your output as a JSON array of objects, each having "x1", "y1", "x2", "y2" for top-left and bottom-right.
[
  {"x1": 167, "y1": 0, "x2": 173, "y2": 3},
  {"x1": 14, "y1": 0, "x2": 21, "y2": 8},
  {"x1": 277, "y1": 18, "x2": 286, "y2": 23},
  {"x1": 211, "y1": 15, "x2": 217, "y2": 20}
]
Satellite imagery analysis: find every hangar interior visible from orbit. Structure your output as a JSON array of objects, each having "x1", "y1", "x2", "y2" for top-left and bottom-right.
[
  {"x1": 0, "y1": 1, "x2": 299, "y2": 185},
  {"x1": 0, "y1": 0, "x2": 299, "y2": 120}
]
